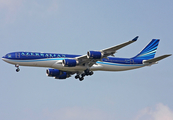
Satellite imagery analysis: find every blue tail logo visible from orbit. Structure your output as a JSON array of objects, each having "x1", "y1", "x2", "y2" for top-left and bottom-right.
[{"x1": 132, "y1": 39, "x2": 160, "y2": 60}]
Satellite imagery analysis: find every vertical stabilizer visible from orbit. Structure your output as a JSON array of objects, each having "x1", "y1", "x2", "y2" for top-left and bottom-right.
[{"x1": 132, "y1": 39, "x2": 160, "y2": 60}]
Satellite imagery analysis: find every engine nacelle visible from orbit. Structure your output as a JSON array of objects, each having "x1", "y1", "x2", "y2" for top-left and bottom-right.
[
  {"x1": 87, "y1": 51, "x2": 103, "y2": 59},
  {"x1": 46, "y1": 69, "x2": 63, "y2": 77},
  {"x1": 62, "y1": 59, "x2": 77, "y2": 67},
  {"x1": 55, "y1": 72, "x2": 70, "y2": 79}
]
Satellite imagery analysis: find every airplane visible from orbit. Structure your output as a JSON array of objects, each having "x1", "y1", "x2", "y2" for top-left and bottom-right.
[{"x1": 2, "y1": 36, "x2": 171, "y2": 81}]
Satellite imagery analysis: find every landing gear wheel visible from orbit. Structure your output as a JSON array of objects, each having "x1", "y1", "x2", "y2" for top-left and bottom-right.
[
  {"x1": 16, "y1": 68, "x2": 20, "y2": 72},
  {"x1": 84, "y1": 69, "x2": 93, "y2": 76},
  {"x1": 15, "y1": 64, "x2": 20, "y2": 72},
  {"x1": 84, "y1": 69, "x2": 90, "y2": 75},
  {"x1": 89, "y1": 71, "x2": 93, "y2": 75},
  {"x1": 79, "y1": 77, "x2": 84, "y2": 81},
  {"x1": 75, "y1": 75, "x2": 79, "y2": 79},
  {"x1": 81, "y1": 73, "x2": 85, "y2": 77}
]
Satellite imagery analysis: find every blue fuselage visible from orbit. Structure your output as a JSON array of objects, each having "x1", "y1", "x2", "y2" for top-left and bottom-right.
[{"x1": 2, "y1": 51, "x2": 145, "y2": 72}]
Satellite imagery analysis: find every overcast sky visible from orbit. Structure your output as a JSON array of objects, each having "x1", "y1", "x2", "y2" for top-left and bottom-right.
[{"x1": 0, "y1": 0, "x2": 173, "y2": 120}]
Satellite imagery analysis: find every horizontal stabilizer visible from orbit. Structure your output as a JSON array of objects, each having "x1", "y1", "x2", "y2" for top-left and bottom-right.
[{"x1": 143, "y1": 54, "x2": 171, "y2": 63}]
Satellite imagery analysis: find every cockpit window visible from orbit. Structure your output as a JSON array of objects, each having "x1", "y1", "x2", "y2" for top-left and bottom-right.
[{"x1": 7, "y1": 54, "x2": 11, "y2": 58}]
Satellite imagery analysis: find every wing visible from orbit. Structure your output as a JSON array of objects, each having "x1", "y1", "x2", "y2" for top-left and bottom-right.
[
  {"x1": 75, "y1": 36, "x2": 139, "y2": 66},
  {"x1": 101, "y1": 36, "x2": 139, "y2": 57}
]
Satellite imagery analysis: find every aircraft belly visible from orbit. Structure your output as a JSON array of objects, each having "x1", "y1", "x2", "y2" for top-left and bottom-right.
[
  {"x1": 3, "y1": 58, "x2": 144, "y2": 72},
  {"x1": 36, "y1": 61, "x2": 55, "y2": 67},
  {"x1": 61, "y1": 66, "x2": 86, "y2": 71},
  {"x1": 94, "y1": 63, "x2": 144, "y2": 71},
  {"x1": 90, "y1": 64, "x2": 104, "y2": 71},
  {"x1": 51, "y1": 61, "x2": 86, "y2": 71}
]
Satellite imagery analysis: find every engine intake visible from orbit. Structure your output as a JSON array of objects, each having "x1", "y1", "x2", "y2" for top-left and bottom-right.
[
  {"x1": 87, "y1": 51, "x2": 103, "y2": 59},
  {"x1": 46, "y1": 69, "x2": 63, "y2": 77},
  {"x1": 62, "y1": 59, "x2": 77, "y2": 67}
]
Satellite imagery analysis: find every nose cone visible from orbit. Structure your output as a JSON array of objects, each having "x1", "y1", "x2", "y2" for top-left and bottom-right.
[
  {"x1": 2, "y1": 53, "x2": 15, "y2": 65},
  {"x1": 2, "y1": 55, "x2": 6, "y2": 61}
]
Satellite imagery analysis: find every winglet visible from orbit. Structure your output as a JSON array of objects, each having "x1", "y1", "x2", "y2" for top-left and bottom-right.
[{"x1": 132, "y1": 36, "x2": 139, "y2": 41}]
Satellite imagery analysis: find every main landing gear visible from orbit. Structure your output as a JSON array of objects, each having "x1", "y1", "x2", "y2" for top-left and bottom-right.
[
  {"x1": 15, "y1": 64, "x2": 20, "y2": 72},
  {"x1": 75, "y1": 69, "x2": 94, "y2": 81},
  {"x1": 75, "y1": 75, "x2": 84, "y2": 81}
]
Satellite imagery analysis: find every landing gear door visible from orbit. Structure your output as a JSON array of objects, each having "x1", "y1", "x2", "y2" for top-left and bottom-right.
[{"x1": 15, "y1": 52, "x2": 20, "y2": 58}]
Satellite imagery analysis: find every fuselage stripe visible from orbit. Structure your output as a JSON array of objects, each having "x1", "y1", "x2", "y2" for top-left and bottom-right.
[{"x1": 97, "y1": 61, "x2": 144, "y2": 67}]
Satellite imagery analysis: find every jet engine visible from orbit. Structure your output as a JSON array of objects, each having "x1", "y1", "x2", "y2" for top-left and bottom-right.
[
  {"x1": 62, "y1": 59, "x2": 77, "y2": 67},
  {"x1": 87, "y1": 51, "x2": 103, "y2": 59},
  {"x1": 46, "y1": 69, "x2": 63, "y2": 77},
  {"x1": 55, "y1": 72, "x2": 71, "y2": 79},
  {"x1": 46, "y1": 69, "x2": 71, "y2": 79}
]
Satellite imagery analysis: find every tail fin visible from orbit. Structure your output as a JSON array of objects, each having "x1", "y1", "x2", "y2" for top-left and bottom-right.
[{"x1": 132, "y1": 39, "x2": 160, "y2": 60}]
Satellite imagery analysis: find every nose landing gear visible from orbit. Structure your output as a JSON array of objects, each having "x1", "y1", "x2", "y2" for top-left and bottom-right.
[{"x1": 15, "y1": 64, "x2": 20, "y2": 72}]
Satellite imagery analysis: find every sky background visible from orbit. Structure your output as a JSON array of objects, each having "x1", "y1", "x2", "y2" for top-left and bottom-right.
[{"x1": 0, "y1": 0, "x2": 173, "y2": 120}]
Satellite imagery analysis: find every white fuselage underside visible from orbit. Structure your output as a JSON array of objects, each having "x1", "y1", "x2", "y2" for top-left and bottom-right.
[{"x1": 2, "y1": 58, "x2": 146, "y2": 72}]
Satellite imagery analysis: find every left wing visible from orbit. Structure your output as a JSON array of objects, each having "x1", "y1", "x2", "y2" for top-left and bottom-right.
[
  {"x1": 75, "y1": 36, "x2": 139, "y2": 66},
  {"x1": 101, "y1": 36, "x2": 138, "y2": 57}
]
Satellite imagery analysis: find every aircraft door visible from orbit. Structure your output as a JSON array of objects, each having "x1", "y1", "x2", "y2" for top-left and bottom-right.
[
  {"x1": 130, "y1": 59, "x2": 134, "y2": 64},
  {"x1": 15, "y1": 52, "x2": 20, "y2": 58}
]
